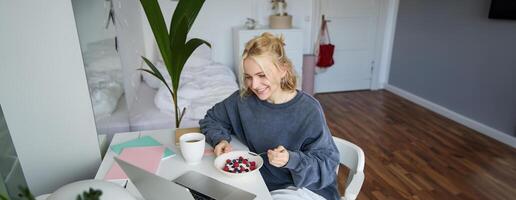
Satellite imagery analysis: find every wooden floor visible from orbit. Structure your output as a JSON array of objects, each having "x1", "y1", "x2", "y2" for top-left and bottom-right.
[{"x1": 315, "y1": 90, "x2": 516, "y2": 200}]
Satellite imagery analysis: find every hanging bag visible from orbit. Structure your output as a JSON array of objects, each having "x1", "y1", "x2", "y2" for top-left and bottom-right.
[{"x1": 316, "y1": 15, "x2": 335, "y2": 68}]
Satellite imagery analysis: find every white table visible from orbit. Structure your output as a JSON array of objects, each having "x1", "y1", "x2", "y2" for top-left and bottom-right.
[{"x1": 95, "y1": 129, "x2": 273, "y2": 200}]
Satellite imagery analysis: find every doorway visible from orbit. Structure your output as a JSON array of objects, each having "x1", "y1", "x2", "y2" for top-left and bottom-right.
[{"x1": 313, "y1": 0, "x2": 396, "y2": 93}]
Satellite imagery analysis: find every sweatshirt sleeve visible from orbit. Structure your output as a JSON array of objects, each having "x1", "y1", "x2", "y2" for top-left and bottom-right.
[
  {"x1": 199, "y1": 93, "x2": 237, "y2": 147},
  {"x1": 283, "y1": 106, "x2": 340, "y2": 190}
]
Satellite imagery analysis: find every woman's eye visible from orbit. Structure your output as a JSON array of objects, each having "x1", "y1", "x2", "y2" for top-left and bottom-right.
[
  {"x1": 258, "y1": 74, "x2": 266, "y2": 78},
  {"x1": 244, "y1": 76, "x2": 251, "y2": 80}
]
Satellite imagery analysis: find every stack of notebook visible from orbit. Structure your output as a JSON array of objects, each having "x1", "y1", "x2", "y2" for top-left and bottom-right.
[{"x1": 104, "y1": 136, "x2": 176, "y2": 181}]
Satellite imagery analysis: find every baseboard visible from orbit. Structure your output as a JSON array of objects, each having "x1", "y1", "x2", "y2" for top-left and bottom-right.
[{"x1": 385, "y1": 84, "x2": 516, "y2": 148}]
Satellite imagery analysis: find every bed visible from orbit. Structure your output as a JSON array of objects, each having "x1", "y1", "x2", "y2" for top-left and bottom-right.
[
  {"x1": 84, "y1": 40, "x2": 238, "y2": 135},
  {"x1": 82, "y1": 39, "x2": 130, "y2": 137},
  {"x1": 131, "y1": 44, "x2": 239, "y2": 130}
]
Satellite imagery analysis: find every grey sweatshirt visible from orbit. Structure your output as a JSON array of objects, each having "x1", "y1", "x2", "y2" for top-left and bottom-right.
[{"x1": 199, "y1": 90, "x2": 340, "y2": 200}]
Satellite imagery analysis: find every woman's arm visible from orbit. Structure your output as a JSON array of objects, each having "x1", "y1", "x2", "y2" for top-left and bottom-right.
[
  {"x1": 283, "y1": 109, "x2": 340, "y2": 190},
  {"x1": 199, "y1": 92, "x2": 237, "y2": 147}
]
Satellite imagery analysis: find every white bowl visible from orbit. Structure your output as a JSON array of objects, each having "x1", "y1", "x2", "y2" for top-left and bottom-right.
[{"x1": 214, "y1": 151, "x2": 264, "y2": 177}]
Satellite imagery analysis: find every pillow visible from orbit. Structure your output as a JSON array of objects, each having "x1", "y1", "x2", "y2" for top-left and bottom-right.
[
  {"x1": 84, "y1": 53, "x2": 122, "y2": 72},
  {"x1": 90, "y1": 81, "x2": 124, "y2": 119},
  {"x1": 86, "y1": 38, "x2": 116, "y2": 53}
]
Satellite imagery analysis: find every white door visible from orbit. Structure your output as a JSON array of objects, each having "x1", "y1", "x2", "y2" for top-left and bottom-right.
[{"x1": 315, "y1": 0, "x2": 380, "y2": 93}]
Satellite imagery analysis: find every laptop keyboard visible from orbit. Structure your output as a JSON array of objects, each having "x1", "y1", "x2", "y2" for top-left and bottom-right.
[{"x1": 189, "y1": 189, "x2": 216, "y2": 200}]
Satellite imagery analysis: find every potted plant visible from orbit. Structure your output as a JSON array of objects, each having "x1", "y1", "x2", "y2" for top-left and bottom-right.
[
  {"x1": 270, "y1": 0, "x2": 292, "y2": 29},
  {"x1": 138, "y1": 0, "x2": 210, "y2": 128}
]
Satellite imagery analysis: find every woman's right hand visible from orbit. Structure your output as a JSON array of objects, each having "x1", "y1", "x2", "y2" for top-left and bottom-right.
[{"x1": 214, "y1": 140, "x2": 232, "y2": 156}]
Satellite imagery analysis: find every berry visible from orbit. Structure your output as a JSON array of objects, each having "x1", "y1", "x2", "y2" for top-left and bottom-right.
[{"x1": 221, "y1": 156, "x2": 257, "y2": 173}]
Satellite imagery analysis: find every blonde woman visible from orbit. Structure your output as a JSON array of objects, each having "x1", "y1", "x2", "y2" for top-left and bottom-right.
[{"x1": 200, "y1": 33, "x2": 339, "y2": 200}]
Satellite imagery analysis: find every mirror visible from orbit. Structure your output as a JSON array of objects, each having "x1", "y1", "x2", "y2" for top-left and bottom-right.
[
  {"x1": 0, "y1": 105, "x2": 29, "y2": 200},
  {"x1": 71, "y1": 0, "x2": 130, "y2": 141}
]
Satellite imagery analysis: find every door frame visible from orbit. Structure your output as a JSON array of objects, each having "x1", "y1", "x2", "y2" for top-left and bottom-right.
[{"x1": 311, "y1": 0, "x2": 400, "y2": 90}]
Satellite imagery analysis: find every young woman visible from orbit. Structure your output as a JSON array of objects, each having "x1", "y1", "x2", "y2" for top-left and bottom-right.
[{"x1": 200, "y1": 33, "x2": 340, "y2": 200}]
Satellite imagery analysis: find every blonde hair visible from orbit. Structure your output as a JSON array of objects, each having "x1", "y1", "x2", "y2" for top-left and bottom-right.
[{"x1": 239, "y1": 32, "x2": 297, "y2": 97}]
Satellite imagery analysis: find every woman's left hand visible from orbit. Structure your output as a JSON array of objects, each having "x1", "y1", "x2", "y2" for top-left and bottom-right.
[{"x1": 267, "y1": 145, "x2": 289, "y2": 167}]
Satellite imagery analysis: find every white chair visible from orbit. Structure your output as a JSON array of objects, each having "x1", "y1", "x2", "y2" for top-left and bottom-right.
[{"x1": 333, "y1": 136, "x2": 365, "y2": 200}]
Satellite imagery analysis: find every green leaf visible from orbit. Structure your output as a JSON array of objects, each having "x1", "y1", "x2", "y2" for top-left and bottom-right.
[
  {"x1": 170, "y1": 15, "x2": 189, "y2": 92},
  {"x1": 169, "y1": 0, "x2": 205, "y2": 40},
  {"x1": 180, "y1": 38, "x2": 211, "y2": 72},
  {"x1": 139, "y1": 57, "x2": 175, "y2": 99},
  {"x1": 139, "y1": 0, "x2": 172, "y2": 68}
]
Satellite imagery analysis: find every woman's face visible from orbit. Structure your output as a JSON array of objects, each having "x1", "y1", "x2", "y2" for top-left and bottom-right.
[{"x1": 243, "y1": 57, "x2": 284, "y2": 101}]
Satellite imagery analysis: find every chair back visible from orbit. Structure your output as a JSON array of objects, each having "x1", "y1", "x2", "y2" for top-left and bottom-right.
[{"x1": 332, "y1": 136, "x2": 365, "y2": 199}]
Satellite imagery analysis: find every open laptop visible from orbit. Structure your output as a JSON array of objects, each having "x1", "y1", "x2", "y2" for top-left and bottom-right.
[{"x1": 114, "y1": 157, "x2": 256, "y2": 200}]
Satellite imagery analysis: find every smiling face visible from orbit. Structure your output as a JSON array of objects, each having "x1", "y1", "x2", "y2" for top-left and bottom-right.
[{"x1": 243, "y1": 56, "x2": 285, "y2": 101}]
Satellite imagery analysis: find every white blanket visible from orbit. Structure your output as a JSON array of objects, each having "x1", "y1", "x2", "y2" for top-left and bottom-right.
[
  {"x1": 83, "y1": 39, "x2": 124, "y2": 119},
  {"x1": 154, "y1": 63, "x2": 238, "y2": 120}
]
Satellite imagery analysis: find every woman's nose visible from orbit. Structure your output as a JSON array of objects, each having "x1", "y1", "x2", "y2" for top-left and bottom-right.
[{"x1": 251, "y1": 77, "x2": 259, "y2": 89}]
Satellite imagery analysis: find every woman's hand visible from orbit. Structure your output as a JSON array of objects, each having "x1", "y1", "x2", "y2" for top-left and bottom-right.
[
  {"x1": 214, "y1": 140, "x2": 232, "y2": 156},
  {"x1": 267, "y1": 145, "x2": 289, "y2": 167}
]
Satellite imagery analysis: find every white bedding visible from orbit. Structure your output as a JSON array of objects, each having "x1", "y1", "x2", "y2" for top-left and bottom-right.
[
  {"x1": 95, "y1": 94, "x2": 130, "y2": 139},
  {"x1": 132, "y1": 43, "x2": 238, "y2": 130},
  {"x1": 130, "y1": 83, "x2": 199, "y2": 130},
  {"x1": 154, "y1": 63, "x2": 238, "y2": 121},
  {"x1": 83, "y1": 39, "x2": 124, "y2": 118}
]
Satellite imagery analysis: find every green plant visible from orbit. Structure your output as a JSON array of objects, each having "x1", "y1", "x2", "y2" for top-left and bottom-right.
[
  {"x1": 76, "y1": 188, "x2": 102, "y2": 200},
  {"x1": 139, "y1": 0, "x2": 211, "y2": 128},
  {"x1": 17, "y1": 186, "x2": 34, "y2": 200},
  {"x1": 0, "y1": 194, "x2": 8, "y2": 200}
]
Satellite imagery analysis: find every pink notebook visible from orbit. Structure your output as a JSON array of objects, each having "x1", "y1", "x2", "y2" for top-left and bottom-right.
[{"x1": 104, "y1": 146, "x2": 164, "y2": 180}]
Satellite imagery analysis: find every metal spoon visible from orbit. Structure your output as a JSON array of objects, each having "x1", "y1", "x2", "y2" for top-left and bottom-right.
[{"x1": 248, "y1": 151, "x2": 265, "y2": 156}]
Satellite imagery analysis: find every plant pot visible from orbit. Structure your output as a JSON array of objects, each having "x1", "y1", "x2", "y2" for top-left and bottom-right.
[{"x1": 269, "y1": 15, "x2": 292, "y2": 29}]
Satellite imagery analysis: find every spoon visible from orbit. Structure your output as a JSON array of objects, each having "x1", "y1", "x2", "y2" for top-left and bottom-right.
[{"x1": 248, "y1": 151, "x2": 265, "y2": 156}]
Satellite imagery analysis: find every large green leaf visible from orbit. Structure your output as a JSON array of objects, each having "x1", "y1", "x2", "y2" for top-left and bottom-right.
[
  {"x1": 169, "y1": 15, "x2": 189, "y2": 92},
  {"x1": 139, "y1": 57, "x2": 174, "y2": 98},
  {"x1": 139, "y1": 0, "x2": 172, "y2": 68},
  {"x1": 179, "y1": 38, "x2": 211, "y2": 72},
  {"x1": 169, "y1": 0, "x2": 205, "y2": 41}
]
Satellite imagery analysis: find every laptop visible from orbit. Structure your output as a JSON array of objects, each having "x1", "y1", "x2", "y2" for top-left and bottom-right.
[{"x1": 114, "y1": 157, "x2": 256, "y2": 200}]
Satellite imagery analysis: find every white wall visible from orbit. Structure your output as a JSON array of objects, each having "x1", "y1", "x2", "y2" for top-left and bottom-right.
[
  {"x1": 142, "y1": 0, "x2": 314, "y2": 68},
  {"x1": 71, "y1": 0, "x2": 116, "y2": 51},
  {"x1": 0, "y1": 0, "x2": 101, "y2": 195}
]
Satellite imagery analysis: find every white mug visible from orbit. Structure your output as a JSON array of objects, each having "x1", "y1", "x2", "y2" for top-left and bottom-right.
[{"x1": 179, "y1": 133, "x2": 205, "y2": 165}]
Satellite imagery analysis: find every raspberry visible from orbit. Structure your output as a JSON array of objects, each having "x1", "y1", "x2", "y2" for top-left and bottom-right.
[
  {"x1": 250, "y1": 166, "x2": 256, "y2": 171},
  {"x1": 226, "y1": 159, "x2": 231, "y2": 164},
  {"x1": 250, "y1": 161, "x2": 256, "y2": 166},
  {"x1": 223, "y1": 166, "x2": 229, "y2": 171}
]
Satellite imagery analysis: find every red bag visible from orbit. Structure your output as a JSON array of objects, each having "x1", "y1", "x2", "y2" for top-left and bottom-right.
[{"x1": 316, "y1": 15, "x2": 335, "y2": 68}]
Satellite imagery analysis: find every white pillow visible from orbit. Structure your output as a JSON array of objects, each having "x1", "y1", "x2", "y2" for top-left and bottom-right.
[
  {"x1": 86, "y1": 38, "x2": 116, "y2": 53},
  {"x1": 90, "y1": 81, "x2": 124, "y2": 119},
  {"x1": 84, "y1": 54, "x2": 122, "y2": 72}
]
